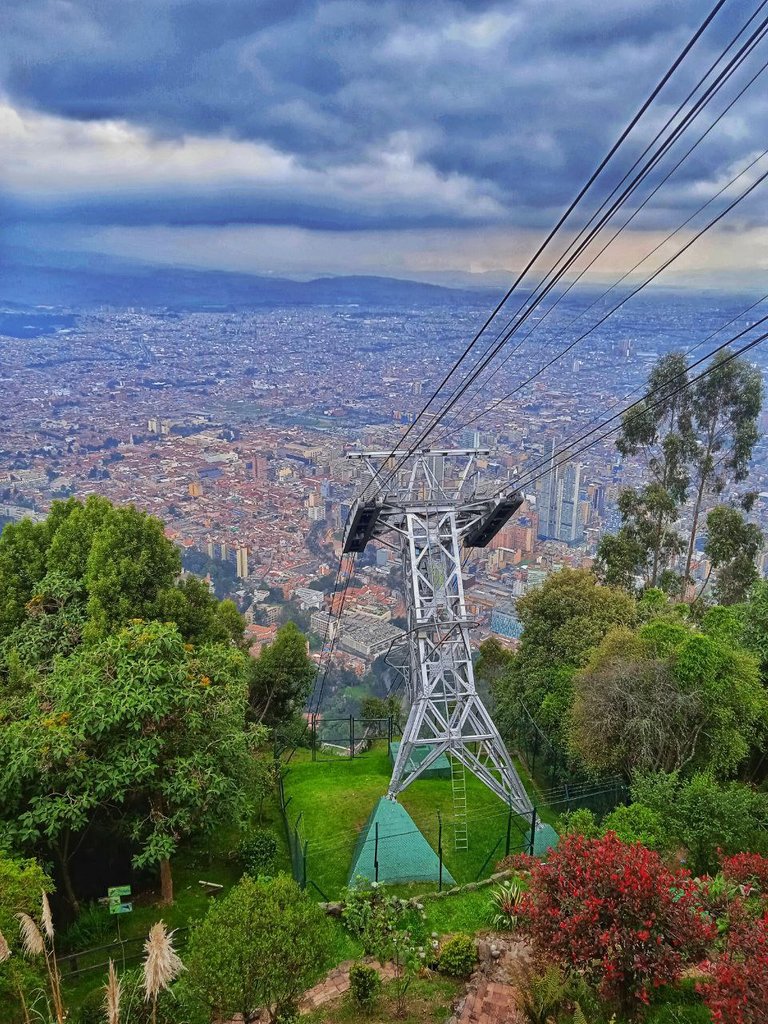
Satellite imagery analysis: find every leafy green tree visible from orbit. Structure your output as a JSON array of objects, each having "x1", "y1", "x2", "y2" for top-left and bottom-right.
[
  {"x1": 0, "y1": 621, "x2": 253, "y2": 907},
  {"x1": 360, "y1": 694, "x2": 402, "y2": 729},
  {"x1": 84, "y1": 505, "x2": 180, "y2": 636},
  {"x1": 475, "y1": 636, "x2": 515, "y2": 688},
  {"x1": 249, "y1": 621, "x2": 315, "y2": 727},
  {"x1": 629, "y1": 772, "x2": 768, "y2": 875},
  {"x1": 684, "y1": 352, "x2": 762, "y2": 586},
  {"x1": 153, "y1": 575, "x2": 245, "y2": 646},
  {"x1": 570, "y1": 621, "x2": 767, "y2": 779},
  {"x1": 185, "y1": 874, "x2": 332, "y2": 1023},
  {"x1": 702, "y1": 505, "x2": 763, "y2": 605},
  {"x1": 493, "y1": 570, "x2": 635, "y2": 748},
  {"x1": 0, "y1": 517, "x2": 54, "y2": 636}
]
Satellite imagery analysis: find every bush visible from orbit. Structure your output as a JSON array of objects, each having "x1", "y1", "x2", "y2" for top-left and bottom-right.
[
  {"x1": 349, "y1": 962, "x2": 382, "y2": 1010},
  {"x1": 185, "y1": 874, "x2": 333, "y2": 1024},
  {"x1": 559, "y1": 808, "x2": 599, "y2": 839},
  {"x1": 520, "y1": 833, "x2": 715, "y2": 1013},
  {"x1": 721, "y1": 852, "x2": 768, "y2": 892},
  {"x1": 697, "y1": 910, "x2": 768, "y2": 1024},
  {"x1": 438, "y1": 933, "x2": 476, "y2": 977},
  {"x1": 238, "y1": 827, "x2": 278, "y2": 876}
]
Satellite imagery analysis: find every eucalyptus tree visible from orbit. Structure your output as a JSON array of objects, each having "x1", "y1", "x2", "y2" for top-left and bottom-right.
[
  {"x1": 599, "y1": 352, "x2": 694, "y2": 590},
  {"x1": 683, "y1": 351, "x2": 762, "y2": 585}
]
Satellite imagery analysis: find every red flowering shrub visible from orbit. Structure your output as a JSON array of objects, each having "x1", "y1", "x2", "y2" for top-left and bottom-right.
[
  {"x1": 721, "y1": 852, "x2": 768, "y2": 893},
  {"x1": 519, "y1": 832, "x2": 715, "y2": 1011},
  {"x1": 697, "y1": 911, "x2": 768, "y2": 1024},
  {"x1": 495, "y1": 851, "x2": 536, "y2": 874}
]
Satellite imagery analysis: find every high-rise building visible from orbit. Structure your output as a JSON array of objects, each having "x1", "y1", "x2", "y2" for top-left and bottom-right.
[
  {"x1": 536, "y1": 438, "x2": 558, "y2": 539},
  {"x1": 206, "y1": 538, "x2": 215, "y2": 559},
  {"x1": 555, "y1": 462, "x2": 583, "y2": 543},
  {"x1": 236, "y1": 545, "x2": 249, "y2": 579}
]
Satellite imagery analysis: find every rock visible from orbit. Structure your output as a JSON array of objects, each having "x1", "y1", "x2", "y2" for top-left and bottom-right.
[{"x1": 463, "y1": 882, "x2": 479, "y2": 891}]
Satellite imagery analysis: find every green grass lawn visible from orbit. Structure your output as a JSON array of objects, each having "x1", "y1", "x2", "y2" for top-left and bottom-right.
[{"x1": 283, "y1": 742, "x2": 548, "y2": 899}]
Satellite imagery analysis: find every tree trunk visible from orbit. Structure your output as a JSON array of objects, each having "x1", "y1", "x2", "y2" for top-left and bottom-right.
[
  {"x1": 684, "y1": 471, "x2": 708, "y2": 590},
  {"x1": 55, "y1": 833, "x2": 81, "y2": 915},
  {"x1": 159, "y1": 856, "x2": 174, "y2": 905}
]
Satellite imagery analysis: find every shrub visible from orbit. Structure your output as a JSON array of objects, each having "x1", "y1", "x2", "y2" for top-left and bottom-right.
[
  {"x1": 721, "y1": 852, "x2": 768, "y2": 893},
  {"x1": 349, "y1": 962, "x2": 382, "y2": 1010},
  {"x1": 341, "y1": 882, "x2": 425, "y2": 956},
  {"x1": 520, "y1": 832, "x2": 715, "y2": 1013},
  {"x1": 559, "y1": 808, "x2": 599, "y2": 839},
  {"x1": 495, "y1": 851, "x2": 536, "y2": 873},
  {"x1": 490, "y1": 879, "x2": 524, "y2": 930},
  {"x1": 697, "y1": 911, "x2": 768, "y2": 1024},
  {"x1": 238, "y1": 827, "x2": 278, "y2": 876},
  {"x1": 602, "y1": 802, "x2": 666, "y2": 851},
  {"x1": 438, "y1": 933, "x2": 476, "y2": 977},
  {"x1": 185, "y1": 874, "x2": 333, "y2": 1024}
]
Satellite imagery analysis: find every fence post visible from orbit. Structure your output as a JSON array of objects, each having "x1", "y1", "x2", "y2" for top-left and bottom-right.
[
  {"x1": 388, "y1": 714, "x2": 393, "y2": 746},
  {"x1": 438, "y1": 811, "x2": 443, "y2": 892},
  {"x1": 302, "y1": 840, "x2": 308, "y2": 890},
  {"x1": 505, "y1": 803, "x2": 512, "y2": 857},
  {"x1": 349, "y1": 715, "x2": 354, "y2": 758},
  {"x1": 311, "y1": 714, "x2": 317, "y2": 762},
  {"x1": 374, "y1": 823, "x2": 379, "y2": 883},
  {"x1": 528, "y1": 806, "x2": 538, "y2": 857}
]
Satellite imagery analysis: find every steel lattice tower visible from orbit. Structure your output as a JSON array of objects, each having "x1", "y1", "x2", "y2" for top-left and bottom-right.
[{"x1": 343, "y1": 450, "x2": 533, "y2": 821}]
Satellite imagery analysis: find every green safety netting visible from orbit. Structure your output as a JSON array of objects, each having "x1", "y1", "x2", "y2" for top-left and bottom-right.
[
  {"x1": 348, "y1": 796, "x2": 456, "y2": 887},
  {"x1": 387, "y1": 741, "x2": 451, "y2": 779},
  {"x1": 525, "y1": 822, "x2": 560, "y2": 857}
]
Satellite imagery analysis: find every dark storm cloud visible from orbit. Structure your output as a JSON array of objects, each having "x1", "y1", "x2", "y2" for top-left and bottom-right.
[{"x1": 2, "y1": 0, "x2": 767, "y2": 231}]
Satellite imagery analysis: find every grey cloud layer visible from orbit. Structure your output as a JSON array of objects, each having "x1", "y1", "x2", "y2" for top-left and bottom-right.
[{"x1": 2, "y1": 0, "x2": 767, "y2": 232}]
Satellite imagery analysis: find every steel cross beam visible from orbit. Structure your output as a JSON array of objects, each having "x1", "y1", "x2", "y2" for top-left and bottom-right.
[{"x1": 343, "y1": 451, "x2": 533, "y2": 817}]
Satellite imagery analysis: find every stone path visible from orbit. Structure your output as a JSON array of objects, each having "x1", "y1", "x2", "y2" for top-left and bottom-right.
[
  {"x1": 456, "y1": 979, "x2": 521, "y2": 1024},
  {"x1": 447, "y1": 934, "x2": 531, "y2": 1024},
  {"x1": 299, "y1": 958, "x2": 397, "y2": 1014}
]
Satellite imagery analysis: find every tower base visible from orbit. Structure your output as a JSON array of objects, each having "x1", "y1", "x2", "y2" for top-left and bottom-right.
[{"x1": 348, "y1": 797, "x2": 456, "y2": 888}]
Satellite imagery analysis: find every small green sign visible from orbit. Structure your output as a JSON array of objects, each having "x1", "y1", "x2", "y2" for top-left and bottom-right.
[
  {"x1": 113, "y1": 901, "x2": 133, "y2": 915},
  {"x1": 107, "y1": 885, "x2": 131, "y2": 898}
]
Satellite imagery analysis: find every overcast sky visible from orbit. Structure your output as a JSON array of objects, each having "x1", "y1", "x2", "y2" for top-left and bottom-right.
[{"x1": 1, "y1": 0, "x2": 767, "y2": 283}]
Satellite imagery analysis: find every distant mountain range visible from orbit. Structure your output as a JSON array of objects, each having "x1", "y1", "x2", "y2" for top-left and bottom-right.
[{"x1": 0, "y1": 252, "x2": 498, "y2": 311}]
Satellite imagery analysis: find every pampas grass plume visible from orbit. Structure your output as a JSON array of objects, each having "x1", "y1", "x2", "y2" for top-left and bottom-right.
[
  {"x1": 17, "y1": 914, "x2": 44, "y2": 957},
  {"x1": 0, "y1": 929, "x2": 10, "y2": 962},
  {"x1": 41, "y1": 891, "x2": 54, "y2": 942},
  {"x1": 143, "y1": 921, "x2": 184, "y2": 1003},
  {"x1": 105, "y1": 959, "x2": 121, "y2": 1024}
]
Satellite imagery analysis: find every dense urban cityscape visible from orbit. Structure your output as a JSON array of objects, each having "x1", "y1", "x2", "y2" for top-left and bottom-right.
[{"x1": 3, "y1": 286, "x2": 768, "y2": 686}]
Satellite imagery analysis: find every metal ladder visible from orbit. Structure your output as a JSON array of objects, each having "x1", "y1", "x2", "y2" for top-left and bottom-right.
[{"x1": 451, "y1": 756, "x2": 469, "y2": 850}]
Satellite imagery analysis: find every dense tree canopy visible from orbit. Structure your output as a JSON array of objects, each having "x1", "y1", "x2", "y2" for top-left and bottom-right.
[
  {"x1": 570, "y1": 619, "x2": 768, "y2": 778},
  {"x1": 0, "y1": 620, "x2": 254, "y2": 906},
  {"x1": 492, "y1": 569, "x2": 635, "y2": 746}
]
